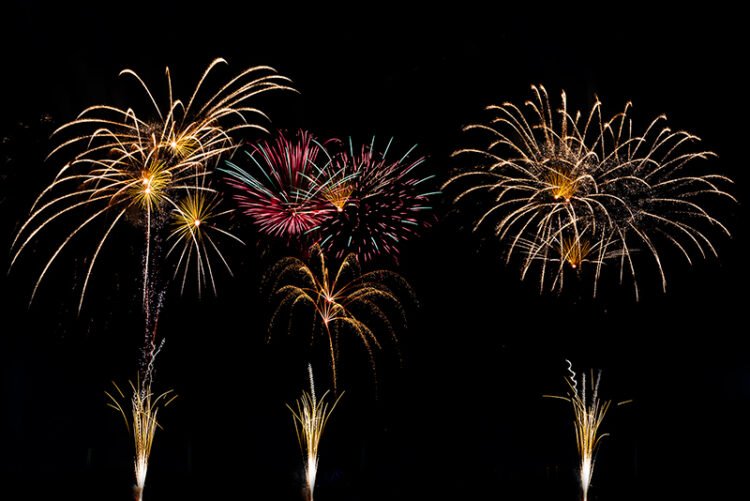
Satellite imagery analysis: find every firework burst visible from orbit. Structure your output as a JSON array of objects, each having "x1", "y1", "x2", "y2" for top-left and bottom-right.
[
  {"x1": 221, "y1": 130, "x2": 338, "y2": 239},
  {"x1": 287, "y1": 364, "x2": 343, "y2": 501},
  {"x1": 266, "y1": 244, "x2": 412, "y2": 391},
  {"x1": 11, "y1": 58, "x2": 292, "y2": 309},
  {"x1": 166, "y1": 188, "x2": 245, "y2": 296},
  {"x1": 446, "y1": 85, "x2": 734, "y2": 298},
  {"x1": 310, "y1": 137, "x2": 438, "y2": 263}
]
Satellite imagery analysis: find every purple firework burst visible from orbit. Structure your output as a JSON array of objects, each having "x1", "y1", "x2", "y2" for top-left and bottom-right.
[{"x1": 310, "y1": 138, "x2": 438, "y2": 263}]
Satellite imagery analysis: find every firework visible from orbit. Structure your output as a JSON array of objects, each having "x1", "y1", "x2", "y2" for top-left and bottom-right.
[
  {"x1": 446, "y1": 85, "x2": 734, "y2": 298},
  {"x1": 287, "y1": 365, "x2": 343, "y2": 501},
  {"x1": 310, "y1": 137, "x2": 438, "y2": 263},
  {"x1": 221, "y1": 130, "x2": 339, "y2": 239},
  {"x1": 106, "y1": 378, "x2": 176, "y2": 501},
  {"x1": 11, "y1": 58, "x2": 292, "y2": 310},
  {"x1": 266, "y1": 244, "x2": 412, "y2": 391},
  {"x1": 10, "y1": 59, "x2": 282, "y2": 499},
  {"x1": 547, "y1": 361, "x2": 611, "y2": 501},
  {"x1": 166, "y1": 187, "x2": 244, "y2": 296}
]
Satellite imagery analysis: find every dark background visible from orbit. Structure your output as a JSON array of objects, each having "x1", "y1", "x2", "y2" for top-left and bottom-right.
[{"x1": 1, "y1": 3, "x2": 747, "y2": 500}]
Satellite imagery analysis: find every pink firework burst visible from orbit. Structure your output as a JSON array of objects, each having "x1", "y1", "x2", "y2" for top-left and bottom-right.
[{"x1": 222, "y1": 130, "x2": 335, "y2": 238}]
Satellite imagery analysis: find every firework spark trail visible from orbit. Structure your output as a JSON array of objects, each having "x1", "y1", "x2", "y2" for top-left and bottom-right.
[
  {"x1": 287, "y1": 365, "x2": 343, "y2": 501},
  {"x1": 566, "y1": 359, "x2": 578, "y2": 391},
  {"x1": 445, "y1": 85, "x2": 735, "y2": 298},
  {"x1": 109, "y1": 334, "x2": 171, "y2": 501},
  {"x1": 309, "y1": 137, "x2": 438, "y2": 263},
  {"x1": 266, "y1": 244, "x2": 412, "y2": 392},
  {"x1": 221, "y1": 130, "x2": 339, "y2": 239}
]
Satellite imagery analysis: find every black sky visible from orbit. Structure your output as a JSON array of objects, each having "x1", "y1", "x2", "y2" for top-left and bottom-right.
[{"x1": 1, "y1": 3, "x2": 748, "y2": 501}]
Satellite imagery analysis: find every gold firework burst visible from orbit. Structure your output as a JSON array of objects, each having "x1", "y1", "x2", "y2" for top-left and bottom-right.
[
  {"x1": 166, "y1": 188, "x2": 244, "y2": 296},
  {"x1": 546, "y1": 168, "x2": 578, "y2": 202},
  {"x1": 267, "y1": 244, "x2": 411, "y2": 391},
  {"x1": 322, "y1": 180, "x2": 355, "y2": 212},
  {"x1": 11, "y1": 58, "x2": 291, "y2": 309},
  {"x1": 446, "y1": 84, "x2": 734, "y2": 299}
]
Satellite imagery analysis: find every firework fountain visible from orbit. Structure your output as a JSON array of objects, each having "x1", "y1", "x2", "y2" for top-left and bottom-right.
[
  {"x1": 287, "y1": 365, "x2": 343, "y2": 501},
  {"x1": 547, "y1": 361, "x2": 621, "y2": 501}
]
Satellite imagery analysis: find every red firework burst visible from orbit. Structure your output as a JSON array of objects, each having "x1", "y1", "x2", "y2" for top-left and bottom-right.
[{"x1": 221, "y1": 130, "x2": 335, "y2": 238}]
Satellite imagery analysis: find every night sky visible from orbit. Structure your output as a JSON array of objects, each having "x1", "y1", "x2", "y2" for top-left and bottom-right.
[{"x1": 1, "y1": 3, "x2": 748, "y2": 501}]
